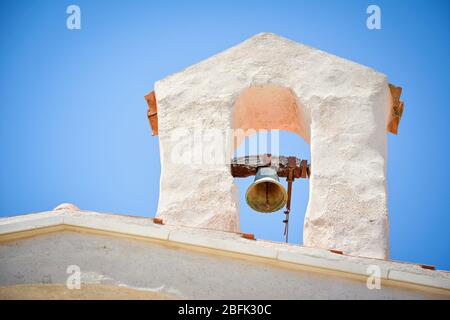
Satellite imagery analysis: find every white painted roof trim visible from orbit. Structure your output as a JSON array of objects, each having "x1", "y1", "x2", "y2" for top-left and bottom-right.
[{"x1": 1, "y1": 210, "x2": 449, "y2": 292}]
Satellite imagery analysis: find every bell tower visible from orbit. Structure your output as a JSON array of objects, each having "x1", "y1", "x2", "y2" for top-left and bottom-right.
[{"x1": 145, "y1": 33, "x2": 404, "y2": 260}]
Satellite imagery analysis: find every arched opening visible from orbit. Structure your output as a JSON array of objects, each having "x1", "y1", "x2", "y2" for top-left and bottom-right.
[
  {"x1": 232, "y1": 85, "x2": 309, "y2": 146},
  {"x1": 231, "y1": 85, "x2": 311, "y2": 244}
]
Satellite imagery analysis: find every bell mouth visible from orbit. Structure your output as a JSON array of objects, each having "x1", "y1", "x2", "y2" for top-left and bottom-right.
[{"x1": 245, "y1": 177, "x2": 288, "y2": 213}]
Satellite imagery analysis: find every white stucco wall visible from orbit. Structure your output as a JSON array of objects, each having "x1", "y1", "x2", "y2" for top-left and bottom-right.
[{"x1": 154, "y1": 32, "x2": 391, "y2": 259}]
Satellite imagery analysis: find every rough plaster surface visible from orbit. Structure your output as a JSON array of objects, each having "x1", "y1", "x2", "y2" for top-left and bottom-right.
[
  {"x1": 1, "y1": 231, "x2": 448, "y2": 300},
  {"x1": 1, "y1": 211, "x2": 449, "y2": 293},
  {"x1": 154, "y1": 32, "x2": 392, "y2": 259}
]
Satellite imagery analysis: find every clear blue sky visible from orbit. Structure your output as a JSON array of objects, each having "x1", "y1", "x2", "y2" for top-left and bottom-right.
[{"x1": 1, "y1": 0, "x2": 449, "y2": 269}]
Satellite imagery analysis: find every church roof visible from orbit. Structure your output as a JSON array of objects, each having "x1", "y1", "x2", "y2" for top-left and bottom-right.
[{"x1": 1, "y1": 208, "x2": 448, "y2": 295}]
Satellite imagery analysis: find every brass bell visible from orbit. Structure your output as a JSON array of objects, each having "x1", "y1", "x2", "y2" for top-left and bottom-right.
[{"x1": 245, "y1": 167, "x2": 288, "y2": 213}]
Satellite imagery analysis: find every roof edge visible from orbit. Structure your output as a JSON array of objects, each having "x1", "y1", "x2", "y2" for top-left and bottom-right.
[{"x1": 0, "y1": 210, "x2": 448, "y2": 294}]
